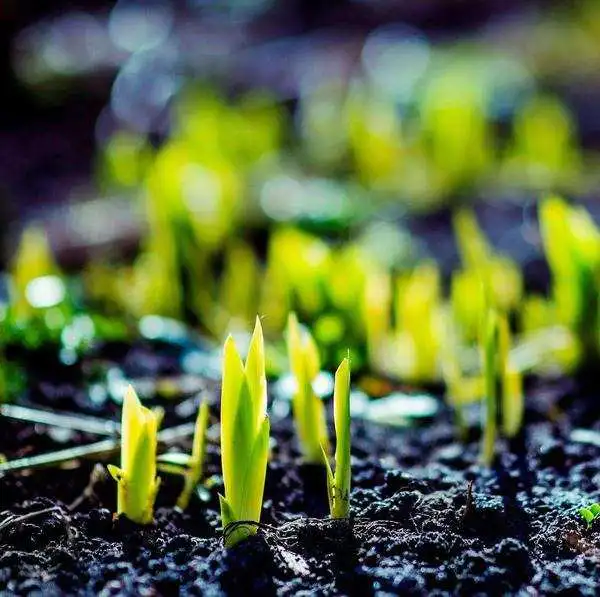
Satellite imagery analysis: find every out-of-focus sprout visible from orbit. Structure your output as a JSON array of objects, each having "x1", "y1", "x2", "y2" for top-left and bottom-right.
[
  {"x1": 450, "y1": 268, "x2": 487, "y2": 343},
  {"x1": 392, "y1": 263, "x2": 442, "y2": 381},
  {"x1": 322, "y1": 357, "x2": 351, "y2": 519},
  {"x1": 176, "y1": 400, "x2": 210, "y2": 511},
  {"x1": 108, "y1": 386, "x2": 162, "y2": 524},
  {"x1": 453, "y1": 209, "x2": 523, "y2": 319},
  {"x1": 502, "y1": 363, "x2": 524, "y2": 439},
  {"x1": 223, "y1": 92, "x2": 284, "y2": 166},
  {"x1": 123, "y1": 241, "x2": 183, "y2": 320},
  {"x1": 299, "y1": 82, "x2": 349, "y2": 169},
  {"x1": 261, "y1": 228, "x2": 330, "y2": 321},
  {"x1": 504, "y1": 95, "x2": 581, "y2": 190},
  {"x1": 98, "y1": 130, "x2": 152, "y2": 190},
  {"x1": 346, "y1": 85, "x2": 403, "y2": 189},
  {"x1": 217, "y1": 241, "x2": 261, "y2": 335},
  {"x1": 539, "y1": 195, "x2": 600, "y2": 361},
  {"x1": 480, "y1": 309, "x2": 502, "y2": 466},
  {"x1": 480, "y1": 308, "x2": 523, "y2": 465},
  {"x1": 219, "y1": 318, "x2": 270, "y2": 548},
  {"x1": 328, "y1": 245, "x2": 369, "y2": 316},
  {"x1": 419, "y1": 63, "x2": 492, "y2": 194},
  {"x1": 286, "y1": 313, "x2": 329, "y2": 463},
  {"x1": 10, "y1": 226, "x2": 61, "y2": 320},
  {"x1": 440, "y1": 313, "x2": 483, "y2": 439},
  {"x1": 520, "y1": 295, "x2": 557, "y2": 335},
  {"x1": 362, "y1": 267, "x2": 392, "y2": 371},
  {"x1": 498, "y1": 318, "x2": 524, "y2": 439}
]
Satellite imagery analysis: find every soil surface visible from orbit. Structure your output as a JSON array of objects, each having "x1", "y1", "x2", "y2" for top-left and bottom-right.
[{"x1": 2, "y1": 336, "x2": 600, "y2": 596}]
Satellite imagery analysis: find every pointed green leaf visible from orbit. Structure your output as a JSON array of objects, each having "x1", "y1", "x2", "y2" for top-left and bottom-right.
[
  {"x1": 320, "y1": 444, "x2": 334, "y2": 515},
  {"x1": 481, "y1": 310, "x2": 498, "y2": 466},
  {"x1": 219, "y1": 494, "x2": 236, "y2": 529},
  {"x1": 580, "y1": 507, "x2": 594, "y2": 525},
  {"x1": 332, "y1": 357, "x2": 351, "y2": 518},
  {"x1": 107, "y1": 464, "x2": 124, "y2": 483},
  {"x1": 221, "y1": 336, "x2": 245, "y2": 502},
  {"x1": 245, "y1": 317, "x2": 267, "y2": 427},
  {"x1": 238, "y1": 415, "x2": 270, "y2": 524},
  {"x1": 191, "y1": 400, "x2": 210, "y2": 467}
]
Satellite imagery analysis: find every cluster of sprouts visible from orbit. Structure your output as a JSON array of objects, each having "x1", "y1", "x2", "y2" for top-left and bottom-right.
[
  {"x1": 5, "y1": 192, "x2": 600, "y2": 536},
  {"x1": 109, "y1": 318, "x2": 352, "y2": 548}
]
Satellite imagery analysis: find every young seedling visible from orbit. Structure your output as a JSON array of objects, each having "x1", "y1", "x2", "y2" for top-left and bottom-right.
[
  {"x1": 322, "y1": 357, "x2": 351, "y2": 519},
  {"x1": 480, "y1": 309, "x2": 524, "y2": 465},
  {"x1": 108, "y1": 386, "x2": 162, "y2": 524},
  {"x1": 501, "y1": 363, "x2": 524, "y2": 439},
  {"x1": 439, "y1": 314, "x2": 482, "y2": 441},
  {"x1": 453, "y1": 209, "x2": 523, "y2": 318},
  {"x1": 579, "y1": 503, "x2": 600, "y2": 528},
  {"x1": 539, "y1": 195, "x2": 600, "y2": 363},
  {"x1": 362, "y1": 267, "x2": 391, "y2": 371},
  {"x1": 11, "y1": 226, "x2": 59, "y2": 313},
  {"x1": 394, "y1": 263, "x2": 441, "y2": 381},
  {"x1": 176, "y1": 399, "x2": 210, "y2": 511},
  {"x1": 481, "y1": 310, "x2": 501, "y2": 466},
  {"x1": 286, "y1": 313, "x2": 329, "y2": 463},
  {"x1": 219, "y1": 317, "x2": 270, "y2": 548}
]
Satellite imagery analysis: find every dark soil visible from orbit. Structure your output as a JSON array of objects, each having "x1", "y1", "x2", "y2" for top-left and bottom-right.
[{"x1": 2, "y1": 336, "x2": 600, "y2": 596}]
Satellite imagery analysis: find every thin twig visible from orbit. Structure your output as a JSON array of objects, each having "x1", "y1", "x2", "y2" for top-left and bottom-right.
[
  {"x1": 66, "y1": 463, "x2": 107, "y2": 511},
  {"x1": 0, "y1": 506, "x2": 63, "y2": 534},
  {"x1": 0, "y1": 422, "x2": 196, "y2": 474},
  {"x1": 0, "y1": 404, "x2": 119, "y2": 436}
]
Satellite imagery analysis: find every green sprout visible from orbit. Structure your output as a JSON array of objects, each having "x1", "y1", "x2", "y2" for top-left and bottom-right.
[
  {"x1": 362, "y1": 267, "x2": 391, "y2": 371},
  {"x1": 579, "y1": 503, "x2": 600, "y2": 528},
  {"x1": 286, "y1": 313, "x2": 329, "y2": 463},
  {"x1": 539, "y1": 195, "x2": 600, "y2": 363},
  {"x1": 11, "y1": 226, "x2": 60, "y2": 321},
  {"x1": 219, "y1": 317, "x2": 270, "y2": 548},
  {"x1": 453, "y1": 209, "x2": 523, "y2": 321},
  {"x1": 501, "y1": 362, "x2": 524, "y2": 439},
  {"x1": 480, "y1": 308, "x2": 524, "y2": 465},
  {"x1": 506, "y1": 95, "x2": 581, "y2": 190},
  {"x1": 393, "y1": 263, "x2": 441, "y2": 381},
  {"x1": 481, "y1": 310, "x2": 500, "y2": 466},
  {"x1": 176, "y1": 399, "x2": 210, "y2": 511},
  {"x1": 439, "y1": 313, "x2": 482, "y2": 441},
  {"x1": 321, "y1": 357, "x2": 351, "y2": 519},
  {"x1": 108, "y1": 386, "x2": 162, "y2": 524}
]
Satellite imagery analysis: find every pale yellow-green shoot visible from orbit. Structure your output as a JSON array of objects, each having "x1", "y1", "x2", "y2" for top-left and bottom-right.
[
  {"x1": 506, "y1": 95, "x2": 580, "y2": 189},
  {"x1": 176, "y1": 399, "x2": 210, "y2": 511},
  {"x1": 502, "y1": 365, "x2": 523, "y2": 439},
  {"x1": 286, "y1": 313, "x2": 329, "y2": 463},
  {"x1": 453, "y1": 210, "x2": 523, "y2": 315},
  {"x1": 539, "y1": 195, "x2": 600, "y2": 360},
  {"x1": 322, "y1": 357, "x2": 351, "y2": 519},
  {"x1": 362, "y1": 267, "x2": 392, "y2": 370},
  {"x1": 218, "y1": 242, "x2": 260, "y2": 333},
  {"x1": 480, "y1": 309, "x2": 524, "y2": 464},
  {"x1": 480, "y1": 310, "x2": 502, "y2": 467},
  {"x1": 108, "y1": 386, "x2": 162, "y2": 524},
  {"x1": 219, "y1": 318, "x2": 270, "y2": 548},
  {"x1": 439, "y1": 314, "x2": 482, "y2": 440},
  {"x1": 11, "y1": 226, "x2": 60, "y2": 320},
  {"x1": 394, "y1": 263, "x2": 441, "y2": 381}
]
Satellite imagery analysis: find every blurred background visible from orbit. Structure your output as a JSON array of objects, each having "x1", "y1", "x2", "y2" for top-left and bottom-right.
[
  {"x1": 2, "y1": 0, "x2": 600, "y2": 380},
  {"x1": 3, "y1": 0, "x2": 600, "y2": 233}
]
